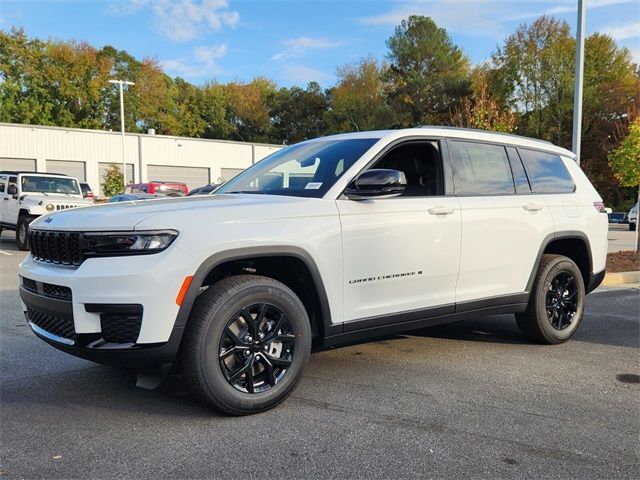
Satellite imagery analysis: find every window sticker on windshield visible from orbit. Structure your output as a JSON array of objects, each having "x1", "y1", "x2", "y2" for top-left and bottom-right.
[{"x1": 305, "y1": 182, "x2": 322, "y2": 190}]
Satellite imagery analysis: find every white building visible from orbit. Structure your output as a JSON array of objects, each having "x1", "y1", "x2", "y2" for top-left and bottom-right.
[{"x1": 0, "y1": 123, "x2": 282, "y2": 196}]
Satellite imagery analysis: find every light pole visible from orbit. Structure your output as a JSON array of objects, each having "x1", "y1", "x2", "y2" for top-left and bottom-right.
[
  {"x1": 571, "y1": 0, "x2": 586, "y2": 165},
  {"x1": 109, "y1": 79, "x2": 135, "y2": 187}
]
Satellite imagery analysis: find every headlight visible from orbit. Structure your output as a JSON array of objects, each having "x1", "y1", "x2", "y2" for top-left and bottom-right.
[
  {"x1": 45, "y1": 204, "x2": 55, "y2": 212},
  {"x1": 82, "y1": 230, "x2": 178, "y2": 256}
]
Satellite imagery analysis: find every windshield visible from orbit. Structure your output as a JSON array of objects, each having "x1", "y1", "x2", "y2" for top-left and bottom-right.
[
  {"x1": 217, "y1": 138, "x2": 378, "y2": 198},
  {"x1": 21, "y1": 175, "x2": 81, "y2": 195}
]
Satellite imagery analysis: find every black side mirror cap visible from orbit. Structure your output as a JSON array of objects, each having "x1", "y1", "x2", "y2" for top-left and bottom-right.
[{"x1": 345, "y1": 169, "x2": 407, "y2": 200}]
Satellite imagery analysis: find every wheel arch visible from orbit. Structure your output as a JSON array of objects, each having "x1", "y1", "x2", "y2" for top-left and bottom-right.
[
  {"x1": 527, "y1": 231, "x2": 593, "y2": 293},
  {"x1": 174, "y1": 246, "x2": 337, "y2": 343}
]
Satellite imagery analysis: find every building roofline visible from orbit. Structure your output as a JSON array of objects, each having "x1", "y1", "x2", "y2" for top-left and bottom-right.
[{"x1": 0, "y1": 122, "x2": 282, "y2": 149}]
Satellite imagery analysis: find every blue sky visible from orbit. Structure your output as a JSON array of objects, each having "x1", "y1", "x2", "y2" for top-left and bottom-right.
[{"x1": 1, "y1": 0, "x2": 638, "y2": 87}]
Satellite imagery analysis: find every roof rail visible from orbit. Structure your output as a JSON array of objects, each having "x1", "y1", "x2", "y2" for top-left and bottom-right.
[{"x1": 415, "y1": 126, "x2": 554, "y2": 145}]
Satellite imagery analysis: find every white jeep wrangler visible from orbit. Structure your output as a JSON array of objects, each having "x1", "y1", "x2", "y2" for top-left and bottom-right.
[
  {"x1": 18, "y1": 128, "x2": 608, "y2": 415},
  {"x1": 0, "y1": 171, "x2": 92, "y2": 250}
]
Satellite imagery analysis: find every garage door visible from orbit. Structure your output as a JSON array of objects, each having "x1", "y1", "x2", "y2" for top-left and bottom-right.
[
  {"x1": 0, "y1": 158, "x2": 36, "y2": 172},
  {"x1": 47, "y1": 160, "x2": 86, "y2": 181},
  {"x1": 98, "y1": 162, "x2": 135, "y2": 197},
  {"x1": 220, "y1": 168, "x2": 244, "y2": 183},
  {"x1": 147, "y1": 165, "x2": 209, "y2": 191}
]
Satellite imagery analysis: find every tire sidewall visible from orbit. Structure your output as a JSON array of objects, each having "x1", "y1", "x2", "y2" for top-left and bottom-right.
[
  {"x1": 195, "y1": 282, "x2": 311, "y2": 413},
  {"x1": 16, "y1": 217, "x2": 31, "y2": 250},
  {"x1": 534, "y1": 258, "x2": 585, "y2": 342}
]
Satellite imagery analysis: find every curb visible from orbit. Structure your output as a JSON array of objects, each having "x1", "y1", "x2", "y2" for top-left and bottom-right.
[{"x1": 601, "y1": 271, "x2": 640, "y2": 286}]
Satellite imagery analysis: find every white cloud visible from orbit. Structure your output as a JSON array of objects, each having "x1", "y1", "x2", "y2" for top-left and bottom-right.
[
  {"x1": 271, "y1": 36, "x2": 344, "y2": 61},
  {"x1": 600, "y1": 21, "x2": 640, "y2": 40},
  {"x1": 358, "y1": 0, "x2": 638, "y2": 37},
  {"x1": 107, "y1": 0, "x2": 239, "y2": 42},
  {"x1": 282, "y1": 65, "x2": 332, "y2": 84},
  {"x1": 160, "y1": 43, "x2": 228, "y2": 78}
]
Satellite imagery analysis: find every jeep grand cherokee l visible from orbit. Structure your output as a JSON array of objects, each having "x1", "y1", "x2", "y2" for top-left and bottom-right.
[{"x1": 18, "y1": 127, "x2": 607, "y2": 415}]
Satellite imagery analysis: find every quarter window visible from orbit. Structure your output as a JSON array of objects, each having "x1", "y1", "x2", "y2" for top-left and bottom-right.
[
  {"x1": 0, "y1": 176, "x2": 6, "y2": 193},
  {"x1": 518, "y1": 149, "x2": 575, "y2": 193},
  {"x1": 450, "y1": 141, "x2": 515, "y2": 195}
]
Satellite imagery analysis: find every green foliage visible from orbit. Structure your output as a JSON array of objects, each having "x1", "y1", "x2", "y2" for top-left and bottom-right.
[
  {"x1": 384, "y1": 15, "x2": 470, "y2": 126},
  {"x1": 101, "y1": 163, "x2": 124, "y2": 197},
  {"x1": 609, "y1": 120, "x2": 640, "y2": 187},
  {"x1": 450, "y1": 66, "x2": 517, "y2": 133},
  {"x1": 327, "y1": 57, "x2": 394, "y2": 132},
  {"x1": 269, "y1": 82, "x2": 328, "y2": 144}
]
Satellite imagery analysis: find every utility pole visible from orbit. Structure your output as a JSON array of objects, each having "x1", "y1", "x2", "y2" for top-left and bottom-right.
[
  {"x1": 572, "y1": 0, "x2": 586, "y2": 165},
  {"x1": 108, "y1": 79, "x2": 135, "y2": 187}
]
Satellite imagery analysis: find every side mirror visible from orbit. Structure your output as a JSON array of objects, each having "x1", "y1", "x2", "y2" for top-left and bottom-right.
[
  {"x1": 345, "y1": 169, "x2": 407, "y2": 200},
  {"x1": 7, "y1": 185, "x2": 18, "y2": 197}
]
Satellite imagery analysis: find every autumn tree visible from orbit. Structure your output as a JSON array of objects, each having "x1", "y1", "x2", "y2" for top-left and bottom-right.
[
  {"x1": 327, "y1": 57, "x2": 394, "y2": 132},
  {"x1": 385, "y1": 16, "x2": 470, "y2": 127},
  {"x1": 225, "y1": 77, "x2": 275, "y2": 143},
  {"x1": 450, "y1": 66, "x2": 517, "y2": 133}
]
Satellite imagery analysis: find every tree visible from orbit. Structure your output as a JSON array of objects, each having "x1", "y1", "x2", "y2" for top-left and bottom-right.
[
  {"x1": 492, "y1": 16, "x2": 574, "y2": 143},
  {"x1": 101, "y1": 163, "x2": 124, "y2": 197},
  {"x1": 384, "y1": 15, "x2": 470, "y2": 127},
  {"x1": 269, "y1": 82, "x2": 328, "y2": 144},
  {"x1": 225, "y1": 78, "x2": 275, "y2": 142},
  {"x1": 326, "y1": 57, "x2": 394, "y2": 133},
  {"x1": 609, "y1": 119, "x2": 640, "y2": 187},
  {"x1": 450, "y1": 66, "x2": 517, "y2": 133},
  {"x1": 199, "y1": 81, "x2": 233, "y2": 139}
]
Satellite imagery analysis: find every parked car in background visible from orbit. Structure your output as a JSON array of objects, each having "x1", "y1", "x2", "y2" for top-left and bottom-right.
[
  {"x1": 607, "y1": 212, "x2": 628, "y2": 224},
  {"x1": 0, "y1": 171, "x2": 92, "y2": 249},
  {"x1": 125, "y1": 181, "x2": 188, "y2": 197},
  {"x1": 187, "y1": 184, "x2": 219, "y2": 196},
  {"x1": 109, "y1": 193, "x2": 163, "y2": 203},
  {"x1": 629, "y1": 203, "x2": 638, "y2": 231},
  {"x1": 79, "y1": 182, "x2": 95, "y2": 200}
]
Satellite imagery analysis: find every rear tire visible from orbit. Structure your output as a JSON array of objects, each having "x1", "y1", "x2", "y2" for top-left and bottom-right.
[
  {"x1": 516, "y1": 254, "x2": 585, "y2": 344},
  {"x1": 180, "y1": 275, "x2": 311, "y2": 415},
  {"x1": 16, "y1": 216, "x2": 32, "y2": 251}
]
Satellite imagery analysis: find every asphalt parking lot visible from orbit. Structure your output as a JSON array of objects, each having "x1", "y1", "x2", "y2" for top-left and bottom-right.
[{"x1": 1, "y1": 231, "x2": 639, "y2": 479}]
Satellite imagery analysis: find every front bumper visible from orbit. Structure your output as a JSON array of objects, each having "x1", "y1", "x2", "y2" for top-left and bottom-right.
[{"x1": 18, "y1": 246, "x2": 197, "y2": 366}]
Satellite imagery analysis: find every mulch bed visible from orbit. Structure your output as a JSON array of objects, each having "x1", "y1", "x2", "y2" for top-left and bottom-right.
[{"x1": 606, "y1": 250, "x2": 640, "y2": 273}]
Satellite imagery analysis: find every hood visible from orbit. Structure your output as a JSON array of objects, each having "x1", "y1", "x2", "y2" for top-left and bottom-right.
[
  {"x1": 28, "y1": 194, "x2": 330, "y2": 231},
  {"x1": 22, "y1": 192, "x2": 88, "y2": 203}
]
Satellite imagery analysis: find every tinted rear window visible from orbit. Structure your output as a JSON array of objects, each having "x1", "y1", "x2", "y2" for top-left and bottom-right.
[
  {"x1": 450, "y1": 141, "x2": 515, "y2": 195},
  {"x1": 518, "y1": 149, "x2": 575, "y2": 193}
]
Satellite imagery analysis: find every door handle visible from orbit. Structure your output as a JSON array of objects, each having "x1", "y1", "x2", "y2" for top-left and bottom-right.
[
  {"x1": 523, "y1": 202, "x2": 544, "y2": 211},
  {"x1": 428, "y1": 206, "x2": 454, "y2": 215}
]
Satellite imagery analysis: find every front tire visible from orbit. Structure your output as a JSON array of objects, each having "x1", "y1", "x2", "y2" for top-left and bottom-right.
[
  {"x1": 630, "y1": 222, "x2": 637, "y2": 231},
  {"x1": 181, "y1": 275, "x2": 311, "y2": 415},
  {"x1": 16, "y1": 216, "x2": 32, "y2": 251},
  {"x1": 516, "y1": 254, "x2": 585, "y2": 344}
]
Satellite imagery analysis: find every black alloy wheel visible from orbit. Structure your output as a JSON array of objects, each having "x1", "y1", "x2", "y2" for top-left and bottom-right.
[
  {"x1": 516, "y1": 254, "x2": 585, "y2": 344},
  {"x1": 219, "y1": 303, "x2": 295, "y2": 394},
  {"x1": 545, "y1": 271, "x2": 578, "y2": 330}
]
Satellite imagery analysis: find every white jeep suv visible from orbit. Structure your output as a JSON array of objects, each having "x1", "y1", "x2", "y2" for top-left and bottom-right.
[
  {"x1": 0, "y1": 171, "x2": 92, "y2": 250},
  {"x1": 18, "y1": 128, "x2": 608, "y2": 415}
]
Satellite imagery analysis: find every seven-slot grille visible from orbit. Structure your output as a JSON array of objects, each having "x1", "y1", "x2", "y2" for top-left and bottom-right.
[{"x1": 29, "y1": 230, "x2": 83, "y2": 266}]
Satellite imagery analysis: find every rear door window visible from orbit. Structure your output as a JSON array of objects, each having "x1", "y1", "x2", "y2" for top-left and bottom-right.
[
  {"x1": 518, "y1": 149, "x2": 575, "y2": 193},
  {"x1": 449, "y1": 141, "x2": 515, "y2": 195}
]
